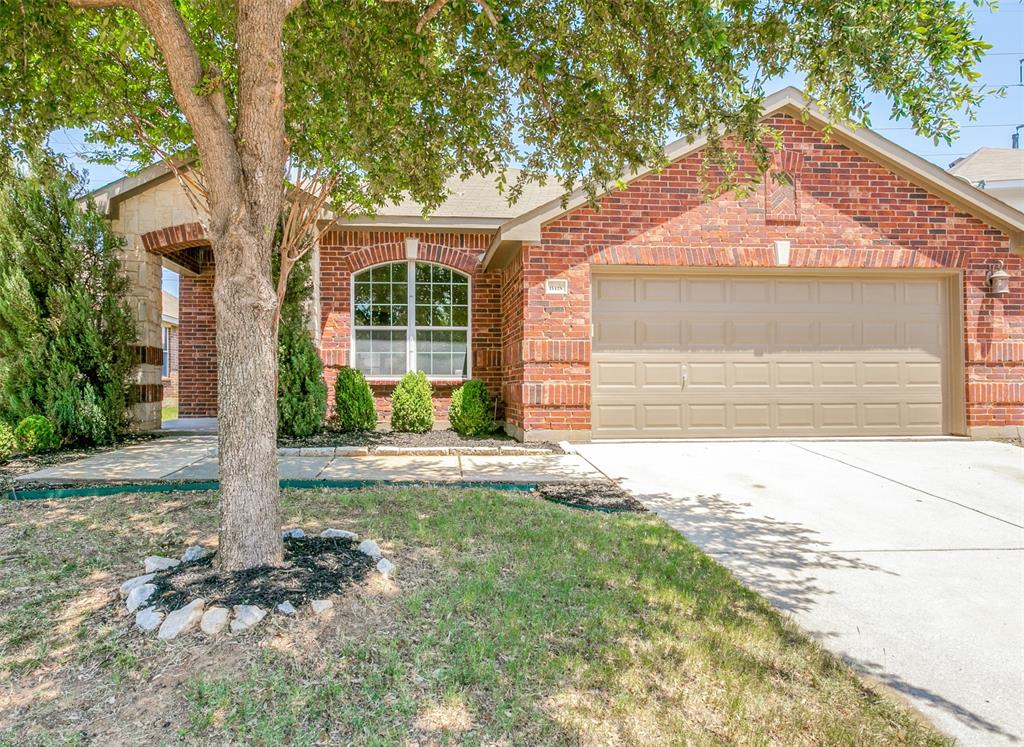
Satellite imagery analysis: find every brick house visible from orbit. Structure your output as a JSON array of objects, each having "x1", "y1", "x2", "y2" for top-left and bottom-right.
[{"x1": 92, "y1": 88, "x2": 1024, "y2": 441}]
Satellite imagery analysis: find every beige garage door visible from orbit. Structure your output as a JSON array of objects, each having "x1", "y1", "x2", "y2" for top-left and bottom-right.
[{"x1": 591, "y1": 272, "x2": 953, "y2": 438}]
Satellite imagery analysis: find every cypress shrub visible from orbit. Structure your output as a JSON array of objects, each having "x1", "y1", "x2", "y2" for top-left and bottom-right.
[
  {"x1": 332, "y1": 367, "x2": 377, "y2": 432},
  {"x1": 390, "y1": 371, "x2": 433, "y2": 433},
  {"x1": 0, "y1": 420, "x2": 14, "y2": 461},
  {"x1": 14, "y1": 415, "x2": 59, "y2": 453},
  {"x1": 0, "y1": 154, "x2": 136, "y2": 446},
  {"x1": 449, "y1": 379, "x2": 496, "y2": 436},
  {"x1": 278, "y1": 321, "x2": 328, "y2": 438},
  {"x1": 275, "y1": 247, "x2": 327, "y2": 438}
]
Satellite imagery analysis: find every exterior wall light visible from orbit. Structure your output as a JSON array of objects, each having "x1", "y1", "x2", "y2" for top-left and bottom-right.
[{"x1": 987, "y1": 260, "x2": 1011, "y2": 296}]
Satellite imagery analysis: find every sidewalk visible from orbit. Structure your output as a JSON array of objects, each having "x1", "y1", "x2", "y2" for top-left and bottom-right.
[{"x1": 15, "y1": 435, "x2": 608, "y2": 485}]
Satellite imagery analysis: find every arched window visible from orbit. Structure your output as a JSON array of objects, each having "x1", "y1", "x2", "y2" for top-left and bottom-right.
[{"x1": 352, "y1": 261, "x2": 470, "y2": 378}]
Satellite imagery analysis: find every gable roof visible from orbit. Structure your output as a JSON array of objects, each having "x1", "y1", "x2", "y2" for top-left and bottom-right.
[
  {"x1": 482, "y1": 87, "x2": 1024, "y2": 268},
  {"x1": 90, "y1": 162, "x2": 564, "y2": 231},
  {"x1": 340, "y1": 171, "x2": 565, "y2": 230},
  {"x1": 949, "y1": 147, "x2": 1024, "y2": 185}
]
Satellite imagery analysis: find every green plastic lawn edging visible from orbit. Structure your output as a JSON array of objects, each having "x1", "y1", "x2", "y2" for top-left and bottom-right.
[{"x1": 5, "y1": 479, "x2": 633, "y2": 513}]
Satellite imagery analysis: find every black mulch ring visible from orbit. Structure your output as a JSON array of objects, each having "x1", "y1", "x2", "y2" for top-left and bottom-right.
[
  {"x1": 146, "y1": 536, "x2": 375, "y2": 612},
  {"x1": 536, "y1": 482, "x2": 647, "y2": 512},
  {"x1": 278, "y1": 428, "x2": 563, "y2": 453}
]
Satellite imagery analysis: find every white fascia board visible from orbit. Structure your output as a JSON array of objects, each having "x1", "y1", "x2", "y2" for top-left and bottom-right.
[{"x1": 331, "y1": 215, "x2": 504, "y2": 231}]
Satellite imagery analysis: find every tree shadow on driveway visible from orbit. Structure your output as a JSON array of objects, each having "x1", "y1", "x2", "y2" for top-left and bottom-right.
[{"x1": 635, "y1": 490, "x2": 896, "y2": 615}]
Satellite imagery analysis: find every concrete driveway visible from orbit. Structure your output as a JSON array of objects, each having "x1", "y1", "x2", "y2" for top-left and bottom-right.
[{"x1": 575, "y1": 439, "x2": 1024, "y2": 747}]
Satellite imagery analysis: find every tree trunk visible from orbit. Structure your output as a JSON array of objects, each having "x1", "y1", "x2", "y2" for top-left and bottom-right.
[{"x1": 213, "y1": 221, "x2": 283, "y2": 571}]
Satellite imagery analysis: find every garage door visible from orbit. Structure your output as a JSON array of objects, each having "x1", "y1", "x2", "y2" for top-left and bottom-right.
[{"x1": 591, "y1": 272, "x2": 952, "y2": 438}]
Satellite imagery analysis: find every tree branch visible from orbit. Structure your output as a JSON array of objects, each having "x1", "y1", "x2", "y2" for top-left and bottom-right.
[
  {"x1": 72, "y1": 0, "x2": 243, "y2": 213},
  {"x1": 68, "y1": 0, "x2": 133, "y2": 7},
  {"x1": 416, "y1": 0, "x2": 497, "y2": 33}
]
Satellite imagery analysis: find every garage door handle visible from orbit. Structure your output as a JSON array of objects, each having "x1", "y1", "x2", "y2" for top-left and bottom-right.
[{"x1": 681, "y1": 372, "x2": 687, "y2": 390}]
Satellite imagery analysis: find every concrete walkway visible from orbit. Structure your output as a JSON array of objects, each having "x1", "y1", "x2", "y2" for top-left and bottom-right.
[
  {"x1": 15, "y1": 435, "x2": 606, "y2": 485},
  {"x1": 577, "y1": 439, "x2": 1024, "y2": 747}
]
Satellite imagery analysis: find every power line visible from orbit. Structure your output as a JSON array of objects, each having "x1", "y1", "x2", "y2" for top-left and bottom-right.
[{"x1": 875, "y1": 123, "x2": 1023, "y2": 130}]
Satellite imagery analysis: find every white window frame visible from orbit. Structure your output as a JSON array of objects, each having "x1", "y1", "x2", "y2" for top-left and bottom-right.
[{"x1": 350, "y1": 260, "x2": 472, "y2": 381}]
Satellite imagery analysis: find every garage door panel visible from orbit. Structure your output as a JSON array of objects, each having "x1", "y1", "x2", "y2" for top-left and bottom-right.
[
  {"x1": 688, "y1": 278, "x2": 728, "y2": 303},
  {"x1": 592, "y1": 361, "x2": 636, "y2": 388},
  {"x1": 732, "y1": 279, "x2": 771, "y2": 303},
  {"x1": 734, "y1": 404, "x2": 771, "y2": 429},
  {"x1": 642, "y1": 362, "x2": 683, "y2": 388},
  {"x1": 688, "y1": 362, "x2": 727, "y2": 387},
  {"x1": 776, "y1": 280, "x2": 815, "y2": 303},
  {"x1": 776, "y1": 362, "x2": 814, "y2": 387},
  {"x1": 638, "y1": 278, "x2": 682, "y2": 303},
  {"x1": 639, "y1": 319, "x2": 683, "y2": 347},
  {"x1": 820, "y1": 321, "x2": 858, "y2": 347},
  {"x1": 642, "y1": 404, "x2": 683, "y2": 430},
  {"x1": 592, "y1": 272, "x2": 951, "y2": 438}
]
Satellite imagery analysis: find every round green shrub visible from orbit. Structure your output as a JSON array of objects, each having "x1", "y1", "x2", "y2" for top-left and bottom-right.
[
  {"x1": 333, "y1": 367, "x2": 377, "y2": 432},
  {"x1": 14, "y1": 415, "x2": 59, "y2": 453},
  {"x1": 0, "y1": 421, "x2": 15, "y2": 461},
  {"x1": 449, "y1": 379, "x2": 496, "y2": 436},
  {"x1": 390, "y1": 371, "x2": 434, "y2": 433}
]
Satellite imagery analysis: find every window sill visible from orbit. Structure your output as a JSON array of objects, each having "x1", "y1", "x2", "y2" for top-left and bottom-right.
[{"x1": 366, "y1": 377, "x2": 468, "y2": 387}]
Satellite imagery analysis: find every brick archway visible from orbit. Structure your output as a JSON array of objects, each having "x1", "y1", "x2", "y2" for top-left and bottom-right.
[
  {"x1": 141, "y1": 221, "x2": 208, "y2": 254},
  {"x1": 343, "y1": 242, "x2": 480, "y2": 276}
]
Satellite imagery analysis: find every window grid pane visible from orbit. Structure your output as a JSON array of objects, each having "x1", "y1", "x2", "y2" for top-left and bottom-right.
[
  {"x1": 415, "y1": 330, "x2": 468, "y2": 378},
  {"x1": 414, "y1": 263, "x2": 469, "y2": 330},
  {"x1": 354, "y1": 329, "x2": 407, "y2": 377},
  {"x1": 354, "y1": 262, "x2": 470, "y2": 378}
]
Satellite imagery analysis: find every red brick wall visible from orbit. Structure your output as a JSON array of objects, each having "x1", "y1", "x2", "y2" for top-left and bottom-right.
[
  {"x1": 319, "y1": 230, "x2": 500, "y2": 421},
  {"x1": 500, "y1": 251, "x2": 526, "y2": 431},
  {"x1": 179, "y1": 265, "x2": 217, "y2": 417},
  {"x1": 518, "y1": 113, "x2": 1023, "y2": 433}
]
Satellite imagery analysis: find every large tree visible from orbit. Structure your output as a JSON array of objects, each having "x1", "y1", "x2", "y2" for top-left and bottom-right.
[{"x1": 0, "y1": 0, "x2": 990, "y2": 570}]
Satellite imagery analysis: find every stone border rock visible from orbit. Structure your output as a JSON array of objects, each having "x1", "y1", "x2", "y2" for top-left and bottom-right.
[{"x1": 122, "y1": 528, "x2": 395, "y2": 640}]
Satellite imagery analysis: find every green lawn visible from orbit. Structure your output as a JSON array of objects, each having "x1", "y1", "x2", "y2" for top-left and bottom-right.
[
  {"x1": 161, "y1": 404, "x2": 178, "y2": 421},
  {"x1": 0, "y1": 487, "x2": 946, "y2": 745}
]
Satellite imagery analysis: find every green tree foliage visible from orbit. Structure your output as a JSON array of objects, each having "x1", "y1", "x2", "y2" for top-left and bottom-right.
[
  {"x1": 0, "y1": 156, "x2": 136, "y2": 446},
  {"x1": 14, "y1": 415, "x2": 59, "y2": 454},
  {"x1": 449, "y1": 380, "x2": 496, "y2": 436},
  {"x1": 0, "y1": 420, "x2": 14, "y2": 461},
  {"x1": 390, "y1": 372, "x2": 434, "y2": 433},
  {"x1": 332, "y1": 368, "x2": 377, "y2": 433},
  {"x1": 0, "y1": 0, "x2": 993, "y2": 206},
  {"x1": 275, "y1": 248, "x2": 327, "y2": 438}
]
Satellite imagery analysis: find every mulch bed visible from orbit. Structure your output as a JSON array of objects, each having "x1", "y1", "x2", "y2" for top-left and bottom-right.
[
  {"x1": 536, "y1": 482, "x2": 647, "y2": 512},
  {"x1": 279, "y1": 428, "x2": 564, "y2": 453},
  {"x1": 147, "y1": 536, "x2": 375, "y2": 611}
]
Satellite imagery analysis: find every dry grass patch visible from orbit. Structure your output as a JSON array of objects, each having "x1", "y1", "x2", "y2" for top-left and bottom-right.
[{"x1": 0, "y1": 486, "x2": 948, "y2": 745}]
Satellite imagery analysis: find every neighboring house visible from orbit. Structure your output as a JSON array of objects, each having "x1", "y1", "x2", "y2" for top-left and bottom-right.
[
  {"x1": 161, "y1": 290, "x2": 179, "y2": 406},
  {"x1": 91, "y1": 87, "x2": 1024, "y2": 440},
  {"x1": 949, "y1": 147, "x2": 1024, "y2": 212}
]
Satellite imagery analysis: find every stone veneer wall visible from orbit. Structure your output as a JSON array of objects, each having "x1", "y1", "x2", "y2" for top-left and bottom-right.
[
  {"x1": 508, "y1": 113, "x2": 1023, "y2": 439},
  {"x1": 108, "y1": 177, "x2": 205, "y2": 430}
]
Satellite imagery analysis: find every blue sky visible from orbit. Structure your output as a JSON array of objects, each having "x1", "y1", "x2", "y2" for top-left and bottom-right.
[{"x1": 50, "y1": 3, "x2": 1024, "y2": 298}]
